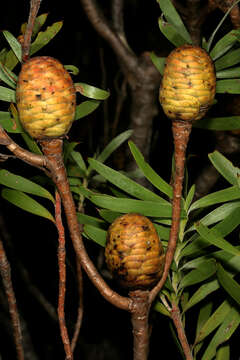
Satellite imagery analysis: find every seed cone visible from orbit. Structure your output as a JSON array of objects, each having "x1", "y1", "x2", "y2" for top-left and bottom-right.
[
  {"x1": 159, "y1": 44, "x2": 216, "y2": 122},
  {"x1": 105, "y1": 213, "x2": 165, "y2": 290},
  {"x1": 16, "y1": 56, "x2": 76, "y2": 139}
]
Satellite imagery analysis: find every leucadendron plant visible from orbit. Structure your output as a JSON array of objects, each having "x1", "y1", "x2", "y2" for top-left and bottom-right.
[{"x1": 1, "y1": 1, "x2": 240, "y2": 360}]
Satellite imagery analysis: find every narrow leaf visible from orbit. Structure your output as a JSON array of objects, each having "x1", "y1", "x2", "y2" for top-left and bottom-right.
[
  {"x1": 216, "y1": 344, "x2": 230, "y2": 360},
  {"x1": 75, "y1": 100, "x2": 100, "y2": 120},
  {"x1": 189, "y1": 185, "x2": 240, "y2": 212},
  {"x1": 70, "y1": 150, "x2": 87, "y2": 176},
  {"x1": 195, "y1": 222, "x2": 240, "y2": 256},
  {"x1": 129, "y1": 141, "x2": 173, "y2": 198},
  {"x1": 156, "y1": 0, "x2": 192, "y2": 43},
  {"x1": 88, "y1": 158, "x2": 169, "y2": 203},
  {"x1": 179, "y1": 259, "x2": 216, "y2": 289},
  {"x1": 183, "y1": 280, "x2": 219, "y2": 313},
  {"x1": 0, "y1": 86, "x2": 15, "y2": 102},
  {"x1": 75, "y1": 83, "x2": 109, "y2": 100},
  {"x1": 210, "y1": 29, "x2": 239, "y2": 61},
  {"x1": 83, "y1": 224, "x2": 107, "y2": 247},
  {"x1": 96, "y1": 130, "x2": 133, "y2": 164},
  {"x1": 0, "y1": 169, "x2": 55, "y2": 203},
  {"x1": 158, "y1": 17, "x2": 187, "y2": 47},
  {"x1": 194, "y1": 115, "x2": 240, "y2": 131},
  {"x1": 216, "y1": 66, "x2": 240, "y2": 79},
  {"x1": 150, "y1": 52, "x2": 165, "y2": 75},
  {"x1": 2, "y1": 31, "x2": 22, "y2": 62},
  {"x1": 0, "y1": 62, "x2": 17, "y2": 88},
  {"x1": 214, "y1": 48, "x2": 240, "y2": 71},
  {"x1": 209, "y1": 151, "x2": 240, "y2": 186},
  {"x1": 30, "y1": 22, "x2": 63, "y2": 55},
  {"x1": 77, "y1": 213, "x2": 104, "y2": 227},
  {"x1": 1, "y1": 188, "x2": 55, "y2": 222},
  {"x1": 217, "y1": 264, "x2": 240, "y2": 305},
  {"x1": 216, "y1": 79, "x2": 240, "y2": 94},
  {"x1": 0, "y1": 111, "x2": 23, "y2": 133}
]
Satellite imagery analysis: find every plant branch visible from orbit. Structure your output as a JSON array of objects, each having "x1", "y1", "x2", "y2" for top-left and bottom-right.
[
  {"x1": 71, "y1": 259, "x2": 84, "y2": 352},
  {"x1": 40, "y1": 139, "x2": 132, "y2": 312},
  {"x1": 0, "y1": 236, "x2": 24, "y2": 360},
  {"x1": 149, "y1": 121, "x2": 192, "y2": 303},
  {"x1": 79, "y1": 0, "x2": 139, "y2": 77},
  {"x1": 171, "y1": 301, "x2": 193, "y2": 360},
  {"x1": 22, "y1": 0, "x2": 42, "y2": 62},
  {"x1": 0, "y1": 126, "x2": 46, "y2": 170},
  {"x1": 55, "y1": 190, "x2": 73, "y2": 360},
  {"x1": 130, "y1": 290, "x2": 150, "y2": 360}
]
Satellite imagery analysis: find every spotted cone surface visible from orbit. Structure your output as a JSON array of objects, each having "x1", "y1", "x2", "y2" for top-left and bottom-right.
[
  {"x1": 159, "y1": 44, "x2": 216, "y2": 122},
  {"x1": 16, "y1": 56, "x2": 76, "y2": 139},
  {"x1": 105, "y1": 213, "x2": 165, "y2": 290}
]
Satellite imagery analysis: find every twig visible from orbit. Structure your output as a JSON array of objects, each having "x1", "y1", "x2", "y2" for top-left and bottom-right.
[
  {"x1": 40, "y1": 138, "x2": 132, "y2": 311},
  {"x1": 55, "y1": 190, "x2": 73, "y2": 360},
  {"x1": 22, "y1": 0, "x2": 42, "y2": 62},
  {"x1": 0, "y1": 237, "x2": 24, "y2": 360},
  {"x1": 149, "y1": 121, "x2": 192, "y2": 303},
  {"x1": 171, "y1": 301, "x2": 193, "y2": 360},
  {"x1": 130, "y1": 290, "x2": 150, "y2": 360},
  {"x1": 71, "y1": 259, "x2": 84, "y2": 352},
  {"x1": 0, "y1": 126, "x2": 46, "y2": 170}
]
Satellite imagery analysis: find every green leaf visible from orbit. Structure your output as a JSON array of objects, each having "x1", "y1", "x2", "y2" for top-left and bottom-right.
[
  {"x1": 98, "y1": 209, "x2": 122, "y2": 223},
  {"x1": 150, "y1": 53, "x2": 165, "y2": 75},
  {"x1": 209, "y1": 151, "x2": 240, "y2": 186},
  {"x1": 77, "y1": 213, "x2": 104, "y2": 227},
  {"x1": 216, "y1": 344, "x2": 230, "y2": 360},
  {"x1": 83, "y1": 224, "x2": 107, "y2": 247},
  {"x1": 201, "y1": 304, "x2": 240, "y2": 360},
  {"x1": 189, "y1": 185, "x2": 240, "y2": 212},
  {"x1": 2, "y1": 31, "x2": 22, "y2": 62},
  {"x1": 183, "y1": 280, "x2": 219, "y2": 313},
  {"x1": 70, "y1": 150, "x2": 87, "y2": 176},
  {"x1": 0, "y1": 62, "x2": 17, "y2": 89},
  {"x1": 0, "y1": 111, "x2": 22, "y2": 133},
  {"x1": 96, "y1": 130, "x2": 133, "y2": 165},
  {"x1": 156, "y1": 0, "x2": 192, "y2": 43},
  {"x1": 217, "y1": 263, "x2": 240, "y2": 305},
  {"x1": 0, "y1": 86, "x2": 15, "y2": 102},
  {"x1": 216, "y1": 66, "x2": 240, "y2": 79},
  {"x1": 64, "y1": 65, "x2": 79, "y2": 75},
  {"x1": 0, "y1": 169, "x2": 54, "y2": 203},
  {"x1": 128, "y1": 141, "x2": 173, "y2": 198},
  {"x1": 154, "y1": 301, "x2": 171, "y2": 317},
  {"x1": 30, "y1": 21, "x2": 63, "y2": 56},
  {"x1": 214, "y1": 48, "x2": 240, "y2": 71},
  {"x1": 194, "y1": 115, "x2": 240, "y2": 131},
  {"x1": 216, "y1": 79, "x2": 240, "y2": 94},
  {"x1": 154, "y1": 223, "x2": 170, "y2": 241},
  {"x1": 88, "y1": 158, "x2": 169, "y2": 203},
  {"x1": 195, "y1": 222, "x2": 240, "y2": 256},
  {"x1": 158, "y1": 17, "x2": 187, "y2": 47},
  {"x1": 195, "y1": 300, "x2": 232, "y2": 344},
  {"x1": 21, "y1": 13, "x2": 49, "y2": 38},
  {"x1": 75, "y1": 83, "x2": 110, "y2": 100},
  {"x1": 179, "y1": 259, "x2": 216, "y2": 289},
  {"x1": 185, "y1": 184, "x2": 195, "y2": 211},
  {"x1": 21, "y1": 132, "x2": 42, "y2": 155},
  {"x1": 195, "y1": 301, "x2": 213, "y2": 340},
  {"x1": 89, "y1": 194, "x2": 185, "y2": 218},
  {"x1": 1, "y1": 188, "x2": 55, "y2": 222},
  {"x1": 75, "y1": 100, "x2": 100, "y2": 120},
  {"x1": 210, "y1": 29, "x2": 239, "y2": 61}
]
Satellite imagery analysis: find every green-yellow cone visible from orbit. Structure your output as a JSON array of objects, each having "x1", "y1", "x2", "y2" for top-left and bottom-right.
[
  {"x1": 16, "y1": 56, "x2": 76, "y2": 139},
  {"x1": 159, "y1": 44, "x2": 216, "y2": 122},
  {"x1": 105, "y1": 213, "x2": 165, "y2": 290}
]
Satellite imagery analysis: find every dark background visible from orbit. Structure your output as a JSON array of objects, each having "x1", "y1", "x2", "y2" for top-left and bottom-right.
[{"x1": 0, "y1": 1, "x2": 238, "y2": 359}]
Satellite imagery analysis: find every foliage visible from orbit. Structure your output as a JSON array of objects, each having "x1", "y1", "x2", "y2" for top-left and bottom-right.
[{"x1": 1, "y1": 2, "x2": 240, "y2": 360}]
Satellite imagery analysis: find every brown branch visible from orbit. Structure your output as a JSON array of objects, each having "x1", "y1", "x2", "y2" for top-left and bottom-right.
[
  {"x1": 0, "y1": 126, "x2": 46, "y2": 170},
  {"x1": 79, "y1": 0, "x2": 139, "y2": 78},
  {"x1": 149, "y1": 121, "x2": 192, "y2": 303},
  {"x1": 71, "y1": 259, "x2": 84, "y2": 352},
  {"x1": 171, "y1": 302, "x2": 193, "y2": 360},
  {"x1": 111, "y1": 0, "x2": 130, "y2": 49},
  {"x1": 130, "y1": 290, "x2": 150, "y2": 360},
  {"x1": 22, "y1": 0, "x2": 42, "y2": 62},
  {"x1": 55, "y1": 190, "x2": 73, "y2": 360},
  {"x1": 0, "y1": 237, "x2": 24, "y2": 360},
  {"x1": 40, "y1": 139, "x2": 132, "y2": 312}
]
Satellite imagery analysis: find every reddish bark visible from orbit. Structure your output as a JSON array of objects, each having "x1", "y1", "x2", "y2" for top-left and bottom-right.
[{"x1": 150, "y1": 120, "x2": 192, "y2": 303}]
